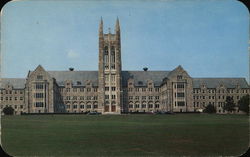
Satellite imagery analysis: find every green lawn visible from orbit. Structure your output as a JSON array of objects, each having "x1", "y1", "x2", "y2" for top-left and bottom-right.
[{"x1": 1, "y1": 114, "x2": 249, "y2": 156}]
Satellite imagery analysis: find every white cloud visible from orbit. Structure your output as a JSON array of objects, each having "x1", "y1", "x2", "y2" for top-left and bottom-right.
[{"x1": 67, "y1": 49, "x2": 79, "y2": 59}]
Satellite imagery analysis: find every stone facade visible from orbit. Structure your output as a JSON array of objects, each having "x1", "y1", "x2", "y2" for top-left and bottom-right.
[{"x1": 0, "y1": 19, "x2": 249, "y2": 115}]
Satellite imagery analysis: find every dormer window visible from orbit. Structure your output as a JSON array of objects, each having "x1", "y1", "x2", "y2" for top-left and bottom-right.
[
  {"x1": 77, "y1": 81, "x2": 81, "y2": 85},
  {"x1": 138, "y1": 81, "x2": 143, "y2": 85},
  {"x1": 37, "y1": 75, "x2": 43, "y2": 80}
]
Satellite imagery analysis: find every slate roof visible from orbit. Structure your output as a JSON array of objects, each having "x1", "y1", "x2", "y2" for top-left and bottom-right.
[
  {"x1": 47, "y1": 71, "x2": 98, "y2": 86},
  {"x1": 1, "y1": 72, "x2": 248, "y2": 89},
  {"x1": 193, "y1": 78, "x2": 249, "y2": 88},
  {"x1": 122, "y1": 71, "x2": 170, "y2": 87},
  {"x1": 0, "y1": 78, "x2": 26, "y2": 89}
]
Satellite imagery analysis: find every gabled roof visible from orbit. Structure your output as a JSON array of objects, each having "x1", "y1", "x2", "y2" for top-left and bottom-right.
[
  {"x1": 193, "y1": 78, "x2": 249, "y2": 88},
  {"x1": 122, "y1": 71, "x2": 170, "y2": 87},
  {"x1": 0, "y1": 78, "x2": 26, "y2": 89},
  {"x1": 47, "y1": 71, "x2": 98, "y2": 86}
]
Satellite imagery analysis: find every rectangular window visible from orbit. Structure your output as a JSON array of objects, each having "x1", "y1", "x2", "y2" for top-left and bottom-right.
[
  {"x1": 37, "y1": 75, "x2": 43, "y2": 80},
  {"x1": 80, "y1": 96, "x2": 84, "y2": 100},
  {"x1": 177, "y1": 83, "x2": 184, "y2": 88},
  {"x1": 94, "y1": 105, "x2": 98, "y2": 108},
  {"x1": 111, "y1": 87, "x2": 116, "y2": 91},
  {"x1": 177, "y1": 93, "x2": 185, "y2": 97},
  {"x1": 135, "y1": 96, "x2": 139, "y2": 100},
  {"x1": 128, "y1": 96, "x2": 133, "y2": 100},
  {"x1": 142, "y1": 96, "x2": 146, "y2": 100},
  {"x1": 73, "y1": 88, "x2": 77, "y2": 92},
  {"x1": 73, "y1": 105, "x2": 77, "y2": 109},
  {"x1": 72, "y1": 96, "x2": 77, "y2": 100},
  {"x1": 80, "y1": 105, "x2": 84, "y2": 109},
  {"x1": 148, "y1": 96, "x2": 153, "y2": 100},
  {"x1": 87, "y1": 105, "x2": 91, "y2": 109},
  {"x1": 105, "y1": 87, "x2": 109, "y2": 91},
  {"x1": 177, "y1": 101, "x2": 185, "y2": 106},
  {"x1": 87, "y1": 96, "x2": 91, "y2": 100},
  {"x1": 35, "y1": 102, "x2": 44, "y2": 107},
  {"x1": 80, "y1": 88, "x2": 84, "y2": 92},
  {"x1": 105, "y1": 95, "x2": 109, "y2": 99},
  {"x1": 35, "y1": 93, "x2": 44, "y2": 98},
  {"x1": 87, "y1": 88, "x2": 91, "y2": 92}
]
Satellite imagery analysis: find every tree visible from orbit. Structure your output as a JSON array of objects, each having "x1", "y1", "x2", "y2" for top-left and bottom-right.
[
  {"x1": 223, "y1": 96, "x2": 236, "y2": 113},
  {"x1": 238, "y1": 94, "x2": 249, "y2": 114},
  {"x1": 203, "y1": 103, "x2": 216, "y2": 113},
  {"x1": 3, "y1": 106, "x2": 14, "y2": 115}
]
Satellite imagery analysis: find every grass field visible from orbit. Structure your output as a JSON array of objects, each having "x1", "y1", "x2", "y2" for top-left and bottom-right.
[{"x1": 1, "y1": 114, "x2": 249, "y2": 156}]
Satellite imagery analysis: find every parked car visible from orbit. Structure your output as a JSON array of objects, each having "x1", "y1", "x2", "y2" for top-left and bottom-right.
[{"x1": 87, "y1": 111, "x2": 101, "y2": 115}]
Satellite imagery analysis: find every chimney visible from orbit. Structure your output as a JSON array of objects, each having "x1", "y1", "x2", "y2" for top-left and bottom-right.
[{"x1": 69, "y1": 67, "x2": 74, "y2": 71}]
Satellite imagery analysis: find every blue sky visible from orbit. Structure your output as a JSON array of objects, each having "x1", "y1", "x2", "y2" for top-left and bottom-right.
[{"x1": 1, "y1": 0, "x2": 249, "y2": 81}]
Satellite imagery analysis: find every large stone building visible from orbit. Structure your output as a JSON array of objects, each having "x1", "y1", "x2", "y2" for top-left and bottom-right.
[{"x1": 0, "y1": 19, "x2": 249, "y2": 115}]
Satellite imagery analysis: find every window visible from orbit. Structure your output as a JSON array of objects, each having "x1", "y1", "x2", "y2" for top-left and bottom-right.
[
  {"x1": 66, "y1": 105, "x2": 70, "y2": 109},
  {"x1": 72, "y1": 96, "x2": 77, "y2": 100},
  {"x1": 142, "y1": 96, "x2": 146, "y2": 100},
  {"x1": 177, "y1": 93, "x2": 185, "y2": 97},
  {"x1": 111, "y1": 87, "x2": 116, "y2": 91},
  {"x1": 142, "y1": 104, "x2": 146, "y2": 108},
  {"x1": 94, "y1": 105, "x2": 98, "y2": 108},
  {"x1": 177, "y1": 101, "x2": 185, "y2": 106},
  {"x1": 129, "y1": 96, "x2": 133, "y2": 100},
  {"x1": 73, "y1": 105, "x2": 77, "y2": 109},
  {"x1": 105, "y1": 87, "x2": 109, "y2": 91},
  {"x1": 87, "y1": 96, "x2": 91, "y2": 100},
  {"x1": 177, "y1": 83, "x2": 184, "y2": 88},
  {"x1": 155, "y1": 88, "x2": 160, "y2": 92},
  {"x1": 20, "y1": 91, "x2": 23, "y2": 94},
  {"x1": 148, "y1": 88, "x2": 153, "y2": 92},
  {"x1": 80, "y1": 96, "x2": 84, "y2": 100},
  {"x1": 66, "y1": 88, "x2": 70, "y2": 92},
  {"x1": 135, "y1": 96, "x2": 139, "y2": 100},
  {"x1": 93, "y1": 96, "x2": 98, "y2": 100},
  {"x1": 87, "y1": 105, "x2": 91, "y2": 109},
  {"x1": 111, "y1": 95, "x2": 116, "y2": 99},
  {"x1": 148, "y1": 96, "x2": 153, "y2": 100},
  {"x1": 0, "y1": 97, "x2": 3, "y2": 101},
  {"x1": 128, "y1": 88, "x2": 133, "y2": 92},
  {"x1": 87, "y1": 88, "x2": 91, "y2": 92},
  {"x1": 35, "y1": 102, "x2": 44, "y2": 107},
  {"x1": 142, "y1": 88, "x2": 146, "y2": 92},
  {"x1": 129, "y1": 104, "x2": 133, "y2": 108},
  {"x1": 20, "y1": 97, "x2": 23, "y2": 100},
  {"x1": 148, "y1": 104, "x2": 153, "y2": 108},
  {"x1": 80, "y1": 88, "x2": 84, "y2": 92},
  {"x1": 34, "y1": 93, "x2": 44, "y2": 98},
  {"x1": 135, "y1": 88, "x2": 139, "y2": 92},
  {"x1": 9, "y1": 97, "x2": 12, "y2": 101},
  {"x1": 37, "y1": 75, "x2": 43, "y2": 80},
  {"x1": 94, "y1": 88, "x2": 97, "y2": 92},
  {"x1": 20, "y1": 105, "x2": 23, "y2": 109},
  {"x1": 135, "y1": 104, "x2": 140, "y2": 108},
  {"x1": 105, "y1": 95, "x2": 109, "y2": 99},
  {"x1": 155, "y1": 104, "x2": 159, "y2": 108},
  {"x1": 80, "y1": 105, "x2": 84, "y2": 109},
  {"x1": 9, "y1": 91, "x2": 12, "y2": 94},
  {"x1": 177, "y1": 75, "x2": 182, "y2": 80},
  {"x1": 73, "y1": 88, "x2": 77, "y2": 92}
]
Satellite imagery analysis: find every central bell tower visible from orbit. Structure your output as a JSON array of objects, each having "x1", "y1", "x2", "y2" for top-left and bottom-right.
[{"x1": 98, "y1": 18, "x2": 122, "y2": 114}]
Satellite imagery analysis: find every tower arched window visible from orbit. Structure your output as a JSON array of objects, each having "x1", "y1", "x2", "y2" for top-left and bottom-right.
[
  {"x1": 111, "y1": 46, "x2": 115, "y2": 69},
  {"x1": 104, "y1": 46, "x2": 109, "y2": 69}
]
